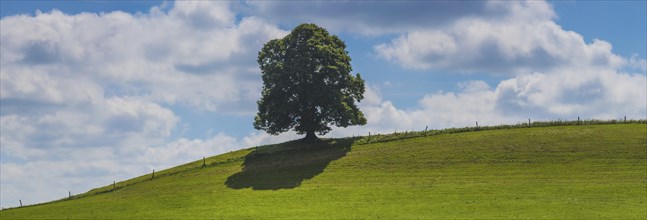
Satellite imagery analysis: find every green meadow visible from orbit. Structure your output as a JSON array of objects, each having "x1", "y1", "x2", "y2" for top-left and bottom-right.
[{"x1": 1, "y1": 124, "x2": 646, "y2": 219}]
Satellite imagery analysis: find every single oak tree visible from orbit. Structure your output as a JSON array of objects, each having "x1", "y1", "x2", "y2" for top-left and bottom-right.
[{"x1": 254, "y1": 23, "x2": 367, "y2": 141}]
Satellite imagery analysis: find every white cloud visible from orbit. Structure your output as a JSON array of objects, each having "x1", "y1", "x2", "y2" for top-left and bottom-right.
[
  {"x1": 170, "y1": 1, "x2": 235, "y2": 29},
  {"x1": 362, "y1": 85, "x2": 383, "y2": 106},
  {"x1": 458, "y1": 80, "x2": 491, "y2": 93},
  {"x1": 136, "y1": 132, "x2": 239, "y2": 166},
  {"x1": 374, "y1": 1, "x2": 625, "y2": 73},
  {"x1": 0, "y1": 4, "x2": 287, "y2": 113},
  {"x1": 1, "y1": 97, "x2": 178, "y2": 158},
  {"x1": 629, "y1": 54, "x2": 647, "y2": 72},
  {"x1": 492, "y1": 68, "x2": 646, "y2": 118},
  {"x1": 241, "y1": 131, "x2": 302, "y2": 148}
]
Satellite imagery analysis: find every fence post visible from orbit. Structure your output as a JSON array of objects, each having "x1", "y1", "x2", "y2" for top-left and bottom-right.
[
  {"x1": 528, "y1": 118, "x2": 531, "y2": 127},
  {"x1": 113, "y1": 181, "x2": 116, "y2": 191},
  {"x1": 368, "y1": 132, "x2": 371, "y2": 142},
  {"x1": 577, "y1": 116, "x2": 580, "y2": 125},
  {"x1": 69, "y1": 191, "x2": 71, "y2": 199},
  {"x1": 19, "y1": 200, "x2": 22, "y2": 207},
  {"x1": 624, "y1": 116, "x2": 627, "y2": 123},
  {"x1": 424, "y1": 126, "x2": 428, "y2": 136},
  {"x1": 476, "y1": 121, "x2": 478, "y2": 127},
  {"x1": 152, "y1": 169, "x2": 155, "y2": 179},
  {"x1": 202, "y1": 156, "x2": 206, "y2": 168}
]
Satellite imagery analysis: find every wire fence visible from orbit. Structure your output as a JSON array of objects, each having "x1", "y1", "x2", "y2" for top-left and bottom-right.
[{"x1": 355, "y1": 117, "x2": 647, "y2": 145}]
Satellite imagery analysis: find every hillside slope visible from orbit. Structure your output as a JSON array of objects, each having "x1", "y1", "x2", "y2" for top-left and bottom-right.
[{"x1": 1, "y1": 124, "x2": 646, "y2": 219}]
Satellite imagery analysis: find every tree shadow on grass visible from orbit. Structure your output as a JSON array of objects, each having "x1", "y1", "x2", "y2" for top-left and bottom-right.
[{"x1": 225, "y1": 137, "x2": 355, "y2": 190}]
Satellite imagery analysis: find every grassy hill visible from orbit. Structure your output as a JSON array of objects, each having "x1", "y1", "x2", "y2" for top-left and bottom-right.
[{"x1": 1, "y1": 123, "x2": 646, "y2": 219}]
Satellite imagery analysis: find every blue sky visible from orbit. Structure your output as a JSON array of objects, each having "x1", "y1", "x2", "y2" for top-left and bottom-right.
[{"x1": 1, "y1": 0, "x2": 645, "y2": 208}]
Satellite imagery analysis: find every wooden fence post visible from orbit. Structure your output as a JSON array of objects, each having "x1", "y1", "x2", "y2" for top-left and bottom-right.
[
  {"x1": 577, "y1": 116, "x2": 580, "y2": 125},
  {"x1": 152, "y1": 169, "x2": 155, "y2": 179},
  {"x1": 528, "y1": 118, "x2": 531, "y2": 127},
  {"x1": 202, "y1": 156, "x2": 206, "y2": 168},
  {"x1": 113, "y1": 181, "x2": 116, "y2": 191},
  {"x1": 19, "y1": 200, "x2": 22, "y2": 207},
  {"x1": 424, "y1": 126, "x2": 428, "y2": 136},
  {"x1": 368, "y1": 132, "x2": 371, "y2": 142}
]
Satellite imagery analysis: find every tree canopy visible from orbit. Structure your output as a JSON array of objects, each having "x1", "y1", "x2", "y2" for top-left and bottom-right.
[{"x1": 253, "y1": 23, "x2": 367, "y2": 140}]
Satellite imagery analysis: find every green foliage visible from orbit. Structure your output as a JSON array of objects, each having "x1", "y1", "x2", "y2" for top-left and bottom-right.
[
  {"x1": 2, "y1": 124, "x2": 646, "y2": 219},
  {"x1": 254, "y1": 23, "x2": 366, "y2": 139}
]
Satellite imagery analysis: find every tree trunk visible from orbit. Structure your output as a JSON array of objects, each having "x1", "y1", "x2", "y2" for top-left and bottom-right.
[{"x1": 304, "y1": 130, "x2": 318, "y2": 142}]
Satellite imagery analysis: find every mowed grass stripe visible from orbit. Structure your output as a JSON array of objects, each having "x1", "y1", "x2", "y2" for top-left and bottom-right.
[{"x1": 1, "y1": 124, "x2": 645, "y2": 219}]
